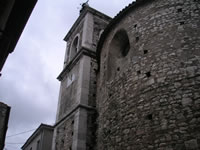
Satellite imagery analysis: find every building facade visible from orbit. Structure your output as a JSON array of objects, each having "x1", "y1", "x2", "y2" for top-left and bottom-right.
[
  {"x1": 52, "y1": 4, "x2": 111, "y2": 150},
  {"x1": 22, "y1": 124, "x2": 54, "y2": 150},
  {"x1": 96, "y1": 0, "x2": 200, "y2": 149},
  {"x1": 0, "y1": 102, "x2": 10, "y2": 150},
  {"x1": 54, "y1": 0, "x2": 200, "y2": 150}
]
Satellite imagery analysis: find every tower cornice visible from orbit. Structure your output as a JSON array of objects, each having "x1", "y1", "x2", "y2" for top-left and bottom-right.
[
  {"x1": 64, "y1": 6, "x2": 112, "y2": 41},
  {"x1": 57, "y1": 47, "x2": 96, "y2": 81}
]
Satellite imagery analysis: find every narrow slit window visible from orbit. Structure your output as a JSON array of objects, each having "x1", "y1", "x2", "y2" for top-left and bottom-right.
[
  {"x1": 144, "y1": 50, "x2": 148, "y2": 54},
  {"x1": 146, "y1": 72, "x2": 151, "y2": 77},
  {"x1": 134, "y1": 24, "x2": 137, "y2": 28},
  {"x1": 137, "y1": 70, "x2": 141, "y2": 75},
  {"x1": 146, "y1": 114, "x2": 153, "y2": 120},
  {"x1": 179, "y1": 21, "x2": 185, "y2": 25},
  {"x1": 136, "y1": 37, "x2": 139, "y2": 42},
  {"x1": 177, "y1": 8, "x2": 182, "y2": 13}
]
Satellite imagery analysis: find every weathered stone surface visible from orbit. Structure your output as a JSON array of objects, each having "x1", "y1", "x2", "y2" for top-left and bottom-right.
[
  {"x1": 0, "y1": 102, "x2": 10, "y2": 150},
  {"x1": 54, "y1": 0, "x2": 200, "y2": 149},
  {"x1": 54, "y1": 115, "x2": 74, "y2": 150},
  {"x1": 53, "y1": 5, "x2": 111, "y2": 150},
  {"x1": 185, "y1": 139, "x2": 198, "y2": 150},
  {"x1": 96, "y1": 0, "x2": 200, "y2": 149}
]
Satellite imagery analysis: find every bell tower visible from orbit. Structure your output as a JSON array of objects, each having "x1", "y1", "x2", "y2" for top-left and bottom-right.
[{"x1": 52, "y1": 4, "x2": 111, "y2": 150}]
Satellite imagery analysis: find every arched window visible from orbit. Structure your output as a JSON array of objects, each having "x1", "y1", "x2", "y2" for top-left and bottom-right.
[
  {"x1": 107, "y1": 29, "x2": 130, "y2": 81},
  {"x1": 70, "y1": 35, "x2": 79, "y2": 60},
  {"x1": 64, "y1": 42, "x2": 70, "y2": 66},
  {"x1": 99, "y1": 29, "x2": 104, "y2": 39}
]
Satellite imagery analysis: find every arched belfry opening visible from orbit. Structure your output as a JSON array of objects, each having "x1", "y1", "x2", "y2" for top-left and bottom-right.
[
  {"x1": 107, "y1": 29, "x2": 130, "y2": 81},
  {"x1": 70, "y1": 35, "x2": 79, "y2": 60}
]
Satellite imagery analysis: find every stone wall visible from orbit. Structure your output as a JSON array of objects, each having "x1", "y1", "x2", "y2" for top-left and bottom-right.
[
  {"x1": 97, "y1": 0, "x2": 200, "y2": 149},
  {"x1": 55, "y1": 115, "x2": 74, "y2": 150},
  {"x1": 92, "y1": 15, "x2": 111, "y2": 51},
  {"x1": 86, "y1": 110, "x2": 97, "y2": 150},
  {"x1": 54, "y1": 6, "x2": 111, "y2": 150},
  {"x1": 86, "y1": 13, "x2": 110, "y2": 150},
  {"x1": 0, "y1": 102, "x2": 10, "y2": 150},
  {"x1": 64, "y1": 21, "x2": 84, "y2": 65},
  {"x1": 88, "y1": 58, "x2": 97, "y2": 107},
  {"x1": 58, "y1": 60, "x2": 80, "y2": 121}
]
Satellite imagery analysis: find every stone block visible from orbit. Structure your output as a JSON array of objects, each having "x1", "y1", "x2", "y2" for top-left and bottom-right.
[{"x1": 184, "y1": 139, "x2": 198, "y2": 150}]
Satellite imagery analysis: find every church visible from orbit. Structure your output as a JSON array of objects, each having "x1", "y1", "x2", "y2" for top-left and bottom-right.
[{"x1": 23, "y1": 0, "x2": 200, "y2": 149}]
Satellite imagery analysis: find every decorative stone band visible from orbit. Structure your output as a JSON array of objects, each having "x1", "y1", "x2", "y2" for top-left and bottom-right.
[
  {"x1": 54, "y1": 104, "x2": 96, "y2": 127},
  {"x1": 57, "y1": 47, "x2": 96, "y2": 81}
]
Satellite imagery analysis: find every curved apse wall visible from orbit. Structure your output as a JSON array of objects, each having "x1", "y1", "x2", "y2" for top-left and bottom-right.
[{"x1": 97, "y1": 0, "x2": 200, "y2": 149}]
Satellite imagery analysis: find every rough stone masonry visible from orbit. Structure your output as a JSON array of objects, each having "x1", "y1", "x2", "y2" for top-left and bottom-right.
[
  {"x1": 96, "y1": 0, "x2": 200, "y2": 149},
  {"x1": 53, "y1": 0, "x2": 200, "y2": 149},
  {"x1": 0, "y1": 102, "x2": 10, "y2": 150}
]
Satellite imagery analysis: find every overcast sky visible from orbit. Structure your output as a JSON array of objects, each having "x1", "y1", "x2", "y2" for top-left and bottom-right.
[{"x1": 0, "y1": 0, "x2": 134, "y2": 150}]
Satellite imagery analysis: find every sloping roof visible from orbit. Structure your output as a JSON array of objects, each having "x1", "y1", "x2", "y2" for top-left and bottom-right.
[
  {"x1": 96, "y1": 0, "x2": 153, "y2": 70},
  {"x1": 21, "y1": 124, "x2": 54, "y2": 149}
]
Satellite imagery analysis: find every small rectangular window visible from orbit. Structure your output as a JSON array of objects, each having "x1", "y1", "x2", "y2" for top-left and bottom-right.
[
  {"x1": 146, "y1": 72, "x2": 151, "y2": 77},
  {"x1": 177, "y1": 8, "x2": 182, "y2": 13},
  {"x1": 136, "y1": 37, "x2": 139, "y2": 42},
  {"x1": 137, "y1": 70, "x2": 141, "y2": 75},
  {"x1": 179, "y1": 21, "x2": 185, "y2": 25},
  {"x1": 69, "y1": 146, "x2": 72, "y2": 150},
  {"x1": 143, "y1": 50, "x2": 148, "y2": 54},
  {"x1": 134, "y1": 24, "x2": 137, "y2": 28},
  {"x1": 37, "y1": 140, "x2": 40, "y2": 150}
]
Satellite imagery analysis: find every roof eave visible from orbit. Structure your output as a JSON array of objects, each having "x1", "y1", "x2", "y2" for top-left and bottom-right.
[{"x1": 21, "y1": 124, "x2": 54, "y2": 149}]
